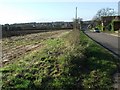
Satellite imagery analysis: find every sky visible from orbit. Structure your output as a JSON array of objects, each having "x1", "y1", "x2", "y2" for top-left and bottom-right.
[{"x1": 0, "y1": 0, "x2": 119, "y2": 24}]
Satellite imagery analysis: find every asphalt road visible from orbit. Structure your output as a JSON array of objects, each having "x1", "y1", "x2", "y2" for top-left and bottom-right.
[{"x1": 84, "y1": 31, "x2": 120, "y2": 57}]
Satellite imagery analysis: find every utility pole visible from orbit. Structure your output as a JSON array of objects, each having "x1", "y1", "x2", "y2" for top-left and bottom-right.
[
  {"x1": 74, "y1": 7, "x2": 78, "y2": 30},
  {"x1": 75, "y1": 7, "x2": 77, "y2": 19},
  {"x1": 76, "y1": 7, "x2": 77, "y2": 20},
  {"x1": 73, "y1": 7, "x2": 80, "y2": 30}
]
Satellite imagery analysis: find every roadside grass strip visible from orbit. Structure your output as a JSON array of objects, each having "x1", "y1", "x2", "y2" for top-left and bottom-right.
[{"x1": 80, "y1": 31, "x2": 119, "y2": 89}]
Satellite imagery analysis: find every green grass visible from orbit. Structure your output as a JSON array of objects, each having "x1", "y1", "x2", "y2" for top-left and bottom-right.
[
  {"x1": 1, "y1": 35, "x2": 72, "y2": 89},
  {"x1": 1, "y1": 30, "x2": 119, "y2": 89},
  {"x1": 80, "y1": 31, "x2": 119, "y2": 89}
]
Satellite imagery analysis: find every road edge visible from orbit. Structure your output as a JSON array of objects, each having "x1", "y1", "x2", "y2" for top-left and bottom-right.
[{"x1": 83, "y1": 31, "x2": 120, "y2": 89}]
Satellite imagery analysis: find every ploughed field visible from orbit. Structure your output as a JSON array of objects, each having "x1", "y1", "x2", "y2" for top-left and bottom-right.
[{"x1": 2, "y1": 30, "x2": 71, "y2": 65}]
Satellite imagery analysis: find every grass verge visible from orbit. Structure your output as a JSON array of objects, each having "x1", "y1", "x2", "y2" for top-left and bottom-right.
[{"x1": 80, "y1": 31, "x2": 119, "y2": 89}]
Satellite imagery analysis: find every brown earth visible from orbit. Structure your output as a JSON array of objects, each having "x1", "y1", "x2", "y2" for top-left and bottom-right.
[{"x1": 2, "y1": 30, "x2": 71, "y2": 66}]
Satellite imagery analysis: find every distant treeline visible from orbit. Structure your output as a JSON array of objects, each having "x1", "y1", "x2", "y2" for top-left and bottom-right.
[{"x1": 2, "y1": 22, "x2": 73, "y2": 37}]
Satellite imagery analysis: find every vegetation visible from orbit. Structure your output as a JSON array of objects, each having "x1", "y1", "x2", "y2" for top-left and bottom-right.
[
  {"x1": 2, "y1": 30, "x2": 70, "y2": 65},
  {"x1": 93, "y1": 7, "x2": 117, "y2": 21},
  {"x1": 92, "y1": 7, "x2": 117, "y2": 31},
  {"x1": 1, "y1": 30, "x2": 119, "y2": 89},
  {"x1": 80, "y1": 32, "x2": 119, "y2": 89}
]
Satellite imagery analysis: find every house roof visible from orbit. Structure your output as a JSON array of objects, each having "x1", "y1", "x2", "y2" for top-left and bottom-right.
[{"x1": 101, "y1": 16, "x2": 120, "y2": 22}]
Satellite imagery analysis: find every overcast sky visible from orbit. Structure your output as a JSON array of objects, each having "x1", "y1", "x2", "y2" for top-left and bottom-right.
[{"x1": 0, "y1": 0, "x2": 119, "y2": 24}]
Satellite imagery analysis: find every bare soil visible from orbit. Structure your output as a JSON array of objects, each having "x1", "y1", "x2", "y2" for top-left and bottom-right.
[{"x1": 2, "y1": 30, "x2": 71, "y2": 66}]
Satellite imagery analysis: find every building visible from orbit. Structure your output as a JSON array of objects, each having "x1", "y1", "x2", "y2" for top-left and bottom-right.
[{"x1": 101, "y1": 16, "x2": 120, "y2": 31}]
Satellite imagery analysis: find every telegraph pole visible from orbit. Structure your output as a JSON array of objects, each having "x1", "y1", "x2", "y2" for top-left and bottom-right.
[
  {"x1": 76, "y1": 7, "x2": 78, "y2": 29},
  {"x1": 74, "y1": 7, "x2": 78, "y2": 30},
  {"x1": 73, "y1": 7, "x2": 79, "y2": 30},
  {"x1": 76, "y1": 7, "x2": 77, "y2": 20}
]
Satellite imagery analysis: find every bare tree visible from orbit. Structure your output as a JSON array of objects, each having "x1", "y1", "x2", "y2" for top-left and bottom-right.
[
  {"x1": 91, "y1": 7, "x2": 117, "y2": 29},
  {"x1": 93, "y1": 7, "x2": 117, "y2": 20}
]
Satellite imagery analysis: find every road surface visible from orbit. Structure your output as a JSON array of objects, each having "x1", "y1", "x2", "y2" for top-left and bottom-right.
[{"x1": 84, "y1": 31, "x2": 120, "y2": 57}]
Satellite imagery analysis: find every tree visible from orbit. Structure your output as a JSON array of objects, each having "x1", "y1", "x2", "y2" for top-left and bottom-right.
[
  {"x1": 92, "y1": 8, "x2": 117, "y2": 30},
  {"x1": 93, "y1": 7, "x2": 117, "y2": 21}
]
